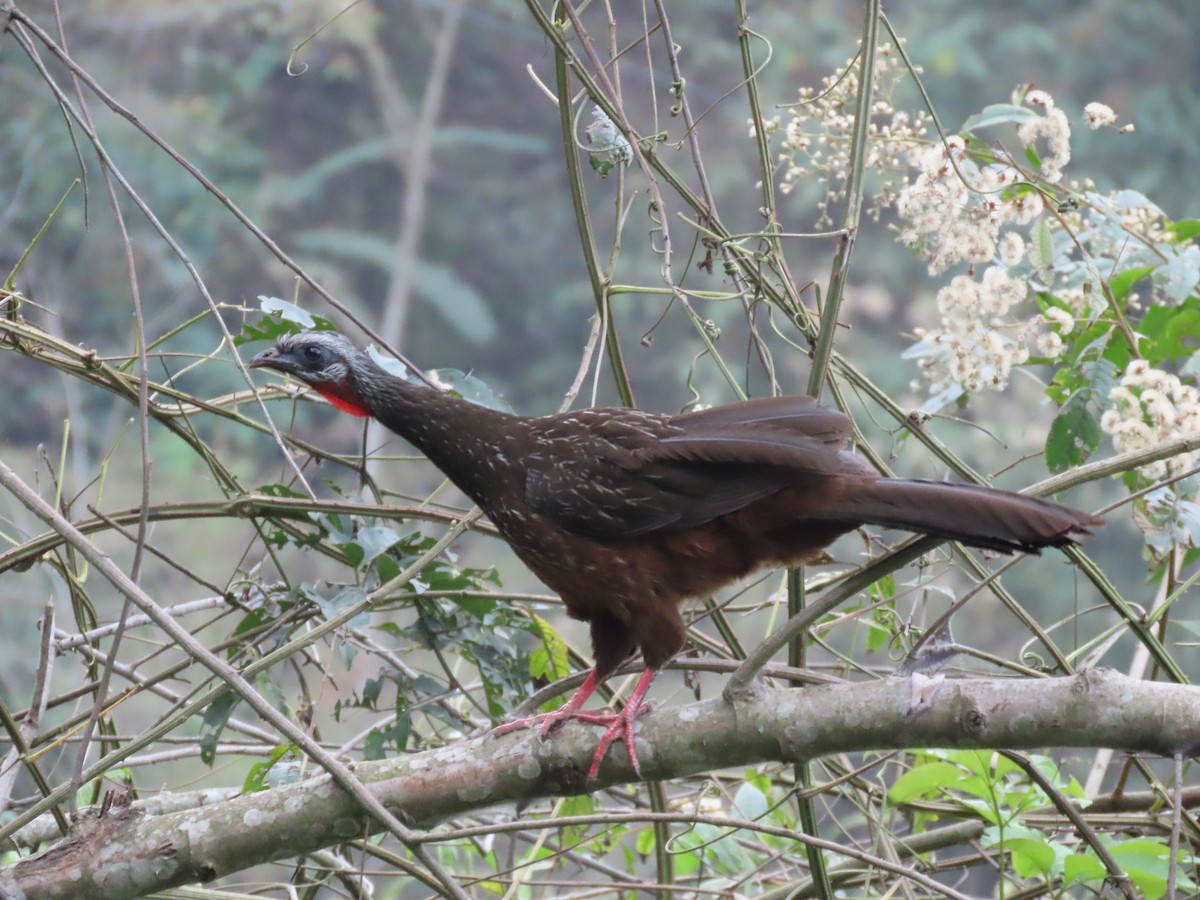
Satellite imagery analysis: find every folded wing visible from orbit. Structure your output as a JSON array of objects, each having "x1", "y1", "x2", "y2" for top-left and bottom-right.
[{"x1": 525, "y1": 396, "x2": 859, "y2": 539}]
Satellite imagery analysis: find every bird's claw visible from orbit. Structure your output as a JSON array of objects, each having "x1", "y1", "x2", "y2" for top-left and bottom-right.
[
  {"x1": 491, "y1": 703, "x2": 650, "y2": 784},
  {"x1": 492, "y1": 711, "x2": 565, "y2": 740},
  {"x1": 586, "y1": 701, "x2": 648, "y2": 784}
]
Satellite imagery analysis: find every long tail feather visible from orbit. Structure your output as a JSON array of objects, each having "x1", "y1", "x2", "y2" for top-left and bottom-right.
[{"x1": 825, "y1": 479, "x2": 1101, "y2": 553}]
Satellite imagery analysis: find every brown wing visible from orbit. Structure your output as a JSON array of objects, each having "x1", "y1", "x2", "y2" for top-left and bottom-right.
[
  {"x1": 671, "y1": 395, "x2": 853, "y2": 448},
  {"x1": 523, "y1": 396, "x2": 860, "y2": 539}
]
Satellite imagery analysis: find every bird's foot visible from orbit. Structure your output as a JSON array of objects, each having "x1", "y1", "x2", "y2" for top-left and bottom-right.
[
  {"x1": 492, "y1": 706, "x2": 595, "y2": 740},
  {"x1": 585, "y1": 700, "x2": 648, "y2": 783},
  {"x1": 492, "y1": 669, "x2": 606, "y2": 741},
  {"x1": 491, "y1": 702, "x2": 649, "y2": 782},
  {"x1": 493, "y1": 668, "x2": 658, "y2": 784}
]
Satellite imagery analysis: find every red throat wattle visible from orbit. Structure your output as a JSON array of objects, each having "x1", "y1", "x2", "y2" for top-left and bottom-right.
[{"x1": 312, "y1": 382, "x2": 371, "y2": 418}]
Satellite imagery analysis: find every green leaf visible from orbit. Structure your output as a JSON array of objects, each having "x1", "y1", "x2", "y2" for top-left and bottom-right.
[
  {"x1": 1166, "y1": 219, "x2": 1200, "y2": 242},
  {"x1": 365, "y1": 344, "x2": 410, "y2": 380},
  {"x1": 313, "y1": 513, "x2": 354, "y2": 544},
  {"x1": 255, "y1": 671, "x2": 288, "y2": 715},
  {"x1": 235, "y1": 297, "x2": 335, "y2": 346},
  {"x1": 363, "y1": 730, "x2": 387, "y2": 761},
  {"x1": 529, "y1": 614, "x2": 571, "y2": 711},
  {"x1": 949, "y1": 773, "x2": 995, "y2": 803},
  {"x1": 354, "y1": 526, "x2": 402, "y2": 566},
  {"x1": 695, "y1": 822, "x2": 751, "y2": 872},
  {"x1": 1028, "y1": 218, "x2": 1054, "y2": 270},
  {"x1": 427, "y1": 369, "x2": 513, "y2": 412},
  {"x1": 258, "y1": 296, "x2": 315, "y2": 328},
  {"x1": 1111, "y1": 848, "x2": 1170, "y2": 899},
  {"x1": 869, "y1": 572, "x2": 896, "y2": 600},
  {"x1": 235, "y1": 314, "x2": 300, "y2": 347},
  {"x1": 1080, "y1": 358, "x2": 1119, "y2": 405},
  {"x1": 887, "y1": 762, "x2": 968, "y2": 805},
  {"x1": 375, "y1": 552, "x2": 401, "y2": 583},
  {"x1": 865, "y1": 616, "x2": 892, "y2": 653},
  {"x1": 342, "y1": 542, "x2": 364, "y2": 568},
  {"x1": 328, "y1": 586, "x2": 369, "y2": 622},
  {"x1": 1157, "y1": 245, "x2": 1200, "y2": 301},
  {"x1": 1063, "y1": 851, "x2": 1106, "y2": 887},
  {"x1": 1137, "y1": 298, "x2": 1200, "y2": 363},
  {"x1": 75, "y1": 768, "x2": 132, "y2": 808},
  {"x1": 1004, "y1": 837, "x2": 1059, "y2": 877},
  {"x1": 362, "y1": 676, "x2": 383, "y2": 709},
  {"x1": 732, "y1": 782, "x2": 769, "y2": 820},
  {"x1": 955, "y1": 796, "x2": 1002, "y2": 825},
  {"x1": 1110, "y1": 264, "x2": 1157, "y2": 302},
  {"x1": 74, "y1": 778, "x2": 102, "y2": 810},
  {"x1": 200, "y1": 690, "x2": 240, "y2": 766},
  {"x1": 257, "y1": 482, "x2": 309, "y2": 499},
  {"x1": 635, "y1": 827, "x2": 656, "y2": 856},
  {"x1": 363, "y1": 714, "x2": 412, "y2": 760},
  {"x1": 1110, "y1": 837, "x2": 1171, "y2": 857},
  {"x1": 557, "y1": 794, "x2": 596, "y2": 846},
  {"x1": 1046, "y1": 393, "x2": 1102, "y2": 473},
  {"x1": 959, "y1": 103, "x2": 1040, "y2": 133},
  {"x1": 241, "y1": 744, "x2": 300, "y2": 794}
]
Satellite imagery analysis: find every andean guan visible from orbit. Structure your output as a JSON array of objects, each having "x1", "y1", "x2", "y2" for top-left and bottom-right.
[{"x1": 250, "y1": 331, "x2": 1101, "y2": 781}]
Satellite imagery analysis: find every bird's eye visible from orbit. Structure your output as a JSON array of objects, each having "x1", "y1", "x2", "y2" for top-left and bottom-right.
[{"x1": 302, "y1": 345, "x2": 322, "y2": 362}]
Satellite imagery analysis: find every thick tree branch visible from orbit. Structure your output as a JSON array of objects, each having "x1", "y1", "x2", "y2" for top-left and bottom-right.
[{"x1": 4, "y1": 669, "x2": 1198, "y2": 899}]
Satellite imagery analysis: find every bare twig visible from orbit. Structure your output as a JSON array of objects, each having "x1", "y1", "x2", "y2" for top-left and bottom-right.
[{"x1": 0, "y1": 460, "x2": 470, "y2": 900}]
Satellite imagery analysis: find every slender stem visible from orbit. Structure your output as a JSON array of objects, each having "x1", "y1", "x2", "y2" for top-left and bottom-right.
[
  {"x1": 553, "y1": 13, "x2": 634, "y2": 406},
  {"x1": 0, "y1": 462, "x2": 473, "y2": 900},
  {"x1": 806, "y1": 0, "x2": 880, "y2": 399},
  {"x1": 1001, "y1": 751, "x2": 1136, "y2": 900},
  {"x1": 1169, "y1": 752, "x2": 1184, "y2": 900},
  {"x1": 788, "y1": 569, "x2": 834, "y2": 898},
  {"x1": 727, "y1": 537, "x2": 938, "y2": 696}
]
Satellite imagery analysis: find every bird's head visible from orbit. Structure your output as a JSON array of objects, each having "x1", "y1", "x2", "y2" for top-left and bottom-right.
[{"x1": 249, "y1": 331, "x2": 374, "y2": 417}]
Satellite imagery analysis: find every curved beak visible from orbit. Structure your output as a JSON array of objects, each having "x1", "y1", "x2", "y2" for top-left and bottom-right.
[{"x1": 248, "y1": 346, "x2": 292, "y2": 373}]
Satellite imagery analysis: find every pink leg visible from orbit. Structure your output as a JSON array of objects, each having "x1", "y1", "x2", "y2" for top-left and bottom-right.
[
  {"x1": 492, "y1": 669, "x2": 605, "y2": 739},
  {"x1": 493, "y1": 668, "x2": 659, "y2": 783},
  {"x1": 585, "y1": 668, "x2": 657, "y2": 783}
]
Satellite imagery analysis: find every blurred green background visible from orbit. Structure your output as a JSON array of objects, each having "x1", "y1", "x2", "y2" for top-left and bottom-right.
[{"x1": 1, "y1": 0, "x2": 1195, "y2": 774}]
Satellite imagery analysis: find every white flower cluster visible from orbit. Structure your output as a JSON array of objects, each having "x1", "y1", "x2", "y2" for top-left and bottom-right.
[
  {"x1": 895, "y1": 135, "x2": 1043, "y2": 275},
  {"x1": 1072, "y1": 194, "x2": 1169, "y2": 254},
  {"x1": 765, "y1": 44, "x2": 930, "y2": 223},
  {"x1": 1017, "y1": 90, "x2": 1071, "y2": 183},
  {"x1": 1083, "y1": 102, "x2": 1116, "y2": 130},
  {"x1": 1100, "y1": 361, "x2": 1200, "y2": 482},
  {"x1": 1082, "y1": 101, "x2": 1134, "y2": 133},
  {"x1": 911, "y1": 266, "x2": 1036, "y2": 394},
  {"x1": 892, "y1": 89, "x2": 1132, "y2": 402}
]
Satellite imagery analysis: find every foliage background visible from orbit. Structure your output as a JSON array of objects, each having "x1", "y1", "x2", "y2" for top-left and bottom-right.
[{"x1": 1, "y1": 0, "x2": 1199, "y2": 897}]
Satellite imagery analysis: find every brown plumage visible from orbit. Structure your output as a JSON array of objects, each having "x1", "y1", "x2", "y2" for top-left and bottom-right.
[{"x1": 250, "y1": 332, "x2": 1101, "y2": 780}]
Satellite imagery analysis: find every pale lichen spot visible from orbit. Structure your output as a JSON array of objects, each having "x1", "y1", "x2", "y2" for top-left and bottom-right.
[
  {"x1": 458, "y1": 783, "x2": 491, "y2": 803},
  {"x1": 180, "y1": 815, "x2": 212, "y2": 844},
  {"x1": 242, "y1": 807, "x2": 278, "y2": 827}
]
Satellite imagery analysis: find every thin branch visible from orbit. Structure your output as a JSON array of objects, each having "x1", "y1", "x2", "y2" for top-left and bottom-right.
[
  {"x1": 806, "y1": 0, "x2": 879, "y2": 400},
  {"x1": 6, "y1": 670, "x2": 1198, "y2": 899},
  {"x1": 0, "y1": 460, "x2": 470, "y2": 900}
]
